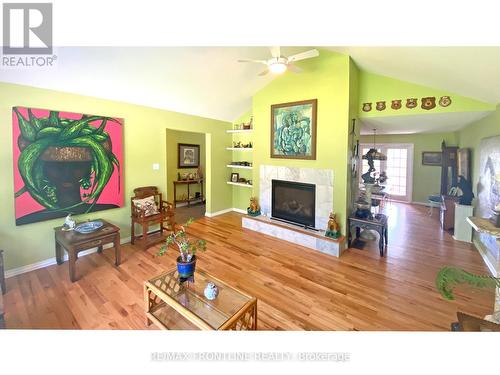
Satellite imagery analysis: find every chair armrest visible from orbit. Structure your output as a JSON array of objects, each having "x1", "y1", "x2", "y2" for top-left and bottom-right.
[
  {"x1": 162, "y1": 200, "x2": 175, "y2": 212},
  {"x1": 131, "y1": 204, "x2": 146, "y2": 218}
]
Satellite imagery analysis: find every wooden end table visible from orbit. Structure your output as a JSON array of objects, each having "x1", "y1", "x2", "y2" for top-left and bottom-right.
[
  {"x1": 144, "y1": 268, "x2": 257, "y2": 330},
  {"x1": 348, "y1": 214, "x2": 388, "y2": 256},
  {"x1": 54, "y1": 220, "x2": 121, "y2": 282}
]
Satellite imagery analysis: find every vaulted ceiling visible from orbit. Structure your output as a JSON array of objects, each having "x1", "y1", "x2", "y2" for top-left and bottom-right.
[{"x1": 1, "y1": 47, "x2": 499, "y2": 125}]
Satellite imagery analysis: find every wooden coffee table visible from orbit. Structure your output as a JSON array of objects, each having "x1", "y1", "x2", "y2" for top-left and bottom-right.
[
  {"x1": 54, "y1": 219, "x2": 121, "y2": 282},
  {"x1": 144, "y1": 268, "x2": 257, "y2": 330}
]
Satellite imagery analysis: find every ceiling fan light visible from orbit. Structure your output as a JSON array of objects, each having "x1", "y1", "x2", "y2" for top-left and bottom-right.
[{"x1": 269, "y1": 62, "x2": 287, "y2": 74}]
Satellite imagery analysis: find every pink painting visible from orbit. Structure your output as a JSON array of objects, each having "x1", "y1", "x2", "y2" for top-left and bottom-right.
[{"x1": 12, "y1": 107, "x2": 124, "y2": 225}]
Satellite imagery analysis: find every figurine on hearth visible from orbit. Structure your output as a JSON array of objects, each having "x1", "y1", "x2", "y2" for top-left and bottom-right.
[
  {"x1": 247, "y1": 196, "x2": 261, "y2": 217},
  {"x1": 325, "y1": 212, "x2": 341, "y2": 239}
]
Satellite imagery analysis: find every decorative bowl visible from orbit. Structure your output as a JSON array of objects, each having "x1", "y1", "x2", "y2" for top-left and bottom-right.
[{"x1": 74, "y1": 221, "x2": 104, "y2": 234}]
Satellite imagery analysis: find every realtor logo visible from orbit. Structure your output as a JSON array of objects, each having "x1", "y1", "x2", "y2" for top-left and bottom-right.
[{"x1": 3, "y1": 3, "x2": 53, "y2": 54}]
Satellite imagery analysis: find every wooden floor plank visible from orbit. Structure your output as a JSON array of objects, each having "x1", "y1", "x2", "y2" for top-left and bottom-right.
[{"x1": 2, "y1": 203, "x2": 494, "y2": 330}]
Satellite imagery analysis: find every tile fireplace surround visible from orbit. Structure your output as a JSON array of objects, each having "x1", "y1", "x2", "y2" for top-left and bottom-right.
[
  {"x1": 242, "y1": 165, "x2": 345, "y2": 258},
  {"x1": 259, "y1": 164, "x2": 333, "y2": 230}
]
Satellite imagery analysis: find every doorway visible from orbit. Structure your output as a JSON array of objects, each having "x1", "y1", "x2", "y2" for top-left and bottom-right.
[
  {"x1": 166, "y1": 129, "x2": 207, "y2": 222},
  {"x1": 360, "y1": 143, "x2": 414, "y2": 202}
]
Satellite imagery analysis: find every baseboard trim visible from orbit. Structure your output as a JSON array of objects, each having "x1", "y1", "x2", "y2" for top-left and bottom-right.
[
  {"x1": 5, "y1": 236, "x2": 131, "y2": 279},
  {"x1": 205, "y1": 208, "x2": 233, "y2": 217},
  {"x1": 205, "y1": 208, "x2": 247, "y2": 217}
]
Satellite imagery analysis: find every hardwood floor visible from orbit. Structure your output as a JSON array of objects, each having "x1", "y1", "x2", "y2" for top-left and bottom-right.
[{"x1": 3, "y1": 203, "x2": 494, "y2": 330}]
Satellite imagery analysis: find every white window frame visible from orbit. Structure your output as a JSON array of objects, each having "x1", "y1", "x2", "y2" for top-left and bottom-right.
[{"x1": 359, "y1": 143, "x2": 414, "y2": 203}]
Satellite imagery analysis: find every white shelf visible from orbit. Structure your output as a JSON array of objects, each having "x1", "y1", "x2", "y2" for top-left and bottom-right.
[
  {"x1": 226, "y1": 129, "x2": 253, "y2": 134},
  {"x1": 226, "y1": 165, "x2": 253, "y2": 170},
  {"x1": 227, "y1": 181, "x2": 253, "y2": 188},
  {"x1": 226, "y1": 147, "x2": 253, "y2": 151}
]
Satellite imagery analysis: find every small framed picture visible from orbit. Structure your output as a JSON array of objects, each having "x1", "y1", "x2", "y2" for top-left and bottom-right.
[
  {"x1": 178, "y1": 143, "x2": 200, "y2": 168},
  {"x1": 230, "y1": 173, "x2": 239, "y2": 183},
  {"x1": 422, "y1": 151, "x2": 442, "y2": 166}
]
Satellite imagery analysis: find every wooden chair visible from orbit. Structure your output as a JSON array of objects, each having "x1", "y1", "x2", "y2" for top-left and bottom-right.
[{"x1": 131, "y1": 186, "x2": 175, "y2": 249}]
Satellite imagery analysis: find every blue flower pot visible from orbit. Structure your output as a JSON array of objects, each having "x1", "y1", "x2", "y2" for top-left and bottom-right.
[{"x1": 176, "y1": 255, "x2": 196, "y2": 278}]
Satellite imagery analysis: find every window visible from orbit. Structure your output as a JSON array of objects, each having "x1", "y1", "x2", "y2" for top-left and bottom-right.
[{"x1": 359, "y1": 144, "x2": 414, "y2": 202}]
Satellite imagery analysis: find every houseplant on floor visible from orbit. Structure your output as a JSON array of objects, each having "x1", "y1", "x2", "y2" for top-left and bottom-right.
[
  {"x1": 436, "y1": 266, "x2": 500, "y2": 322},
  {"x1": 157, "y1": 218, "x2": 206, "y2": 278}
]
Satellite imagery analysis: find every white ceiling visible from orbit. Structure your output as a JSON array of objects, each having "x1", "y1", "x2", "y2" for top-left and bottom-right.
[
  {"x1": 1, "y1": 47, "x2": 499, "y2": 128},
  {"x1": 359, "y1": 111, "x2": 492, "y2": 135},
  {"x1": 0, "y1": 47, "x2": 307, "y2": 122}
]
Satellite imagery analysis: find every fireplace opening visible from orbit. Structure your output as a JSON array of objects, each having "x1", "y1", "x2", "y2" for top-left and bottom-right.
[{"x1": 271, "y1": 179, "x2": 316, "y2": 228}]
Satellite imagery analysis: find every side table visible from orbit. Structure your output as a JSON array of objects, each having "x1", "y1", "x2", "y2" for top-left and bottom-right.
[
  {"x1": 348, "y1": 214, "x2": 388, "y2": 256},
  {"x1": 54, "y1": 220, "x2": 121, "y2": 282}
]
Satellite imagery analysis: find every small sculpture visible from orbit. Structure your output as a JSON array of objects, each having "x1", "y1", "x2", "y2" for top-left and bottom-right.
[
  {"x1": 62, "y1": 214, "x2": 76, "y2": 231},
  {"x1": 247, "y1": 196, "x2": 261, "y2": 217},
  {"x1": 456, "y1": 175, "x2": 474, "y2": 206},
  {"x1": 325, "y1": 212, "x2": 340, "y2": 239},
  {"x1": 204, "y1": 282, "x2": 219, "y2": 300}
]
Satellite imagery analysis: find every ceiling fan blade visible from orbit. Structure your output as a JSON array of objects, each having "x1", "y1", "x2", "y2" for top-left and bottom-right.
[
  {"x1": 286, "y1": 64, "x2": 303, "y2": 73},
  {"x1": 287, "y1": 49, "x2": 319, "y2": 62},
  {"x1": 238, "y1": 59, "x2": 268, "y2": 64},
  {"x1": 269, "y1": 46, "x2": 281, "y2": 58},
  {"x1": 258, "y1": 68, "x2": 269, "y2": 76}
]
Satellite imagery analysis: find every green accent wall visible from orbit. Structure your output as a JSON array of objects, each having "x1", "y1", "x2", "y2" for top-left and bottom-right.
[
  {"x1": 251, "y1": 50, "x2": 353, "y2": 232},
  {"x1": 165, "y1": 129, "x2": 206, "y2": 203},
  {"x1": 0, "y1": 82, "x2": 231, "y2": 271},
  {"x1": 359, "y1": 132, "x2": 459, "y2": 203},
  {"x1": 358, "y1": 71, "x2": 495, "y2": 118}
]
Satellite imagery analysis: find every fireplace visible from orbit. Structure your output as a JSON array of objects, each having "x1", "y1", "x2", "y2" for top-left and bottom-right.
[{"x1": 272, "y1": 179, "x2": 316, "y2": 228}]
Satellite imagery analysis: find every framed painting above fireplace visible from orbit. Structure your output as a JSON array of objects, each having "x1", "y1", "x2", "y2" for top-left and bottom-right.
[{"x1": 271, "y1": 99, "x2": 317, "y2": 160}]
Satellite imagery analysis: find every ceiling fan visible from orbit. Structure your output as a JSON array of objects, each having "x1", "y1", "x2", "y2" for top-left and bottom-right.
[{"x1": 238, "y1": 47, "x2": 319, "y2": 76}]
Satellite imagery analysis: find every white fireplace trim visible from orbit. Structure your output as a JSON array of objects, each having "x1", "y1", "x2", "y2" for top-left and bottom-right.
[{"x1": 260, "y1": 165, "x2": 333, "y2": 230}]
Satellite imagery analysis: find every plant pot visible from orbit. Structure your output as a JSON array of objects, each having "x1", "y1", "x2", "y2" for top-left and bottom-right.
[{"x1": 176, "y1": 255, "x2": 196, "y2": 278}]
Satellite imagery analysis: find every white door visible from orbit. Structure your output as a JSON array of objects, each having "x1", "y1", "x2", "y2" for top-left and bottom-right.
[{"x1": 360, "y1": 144, "x2": 414, "y2": 202}]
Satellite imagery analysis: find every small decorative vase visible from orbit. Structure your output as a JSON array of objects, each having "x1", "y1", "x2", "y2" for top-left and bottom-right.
[
  {"x1": 176, "y1": 255, "x2": 196, "y2": 279},
  {"x1": 204, "y1": 282, "x2": 219, "y2": 300}
]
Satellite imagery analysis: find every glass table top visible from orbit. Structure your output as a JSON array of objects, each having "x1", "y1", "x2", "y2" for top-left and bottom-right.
[{"x1": 147, "y1": 268, "x2": 252, "y2": 329}]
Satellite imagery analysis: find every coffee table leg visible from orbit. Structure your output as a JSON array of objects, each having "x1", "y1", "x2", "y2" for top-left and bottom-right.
[
  {"x1": 97, "y1": 245, "x2": 103, "y2": 254},
  {"x1": 55, "y1": 241, "x2": 64, "y2": 265},
  {"x1": 69, "y1": 251, "x2": 77, "y2": 282},
  {"x1": 114, "y1": 234, "x2": 121, "y2": 266},
  {"x1": 144, "y1": 285, "x2": 152, "y2": 326}
]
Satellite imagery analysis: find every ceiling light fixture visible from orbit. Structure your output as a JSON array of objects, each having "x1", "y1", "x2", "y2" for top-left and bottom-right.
[{"x1": 268, "y1": 58, "x2": 288, "y2": 74}]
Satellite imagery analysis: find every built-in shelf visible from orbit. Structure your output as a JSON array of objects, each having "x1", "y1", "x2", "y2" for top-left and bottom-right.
[
  {"x1": 226, "y1": 147, "x2": 253, "y2": 151},
  {"x1": 226, "y1": 165, "x2": 253, "y2": 170},
  {"x1": 226, "y1": 129, "x2": 253, "y2": 134},
  {"x1": 227, "y1": 181, "x2": 253, "y2": 188}
]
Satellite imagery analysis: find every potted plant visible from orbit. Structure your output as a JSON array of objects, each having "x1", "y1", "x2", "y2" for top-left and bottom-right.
[
  {"x1": 157, "y1": 218, "x2": 206, "y2": 278},
  {"x1": 436, "y1": 266, "x2": 500, "y2": 322}
]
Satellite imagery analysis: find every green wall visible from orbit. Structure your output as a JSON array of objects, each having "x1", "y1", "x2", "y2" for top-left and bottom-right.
[
  {"x1": 359, "y1": 132, "x2": 458, "y2": 203},
  {"x1": 0, "y1": 82, "x2": 231, "y2": 271},
  {"x1": 358, "y1": 71, "x2": 495, "y2": 118},
  {"x1": 165, "y1": 129, "x2": 206, "y2": 203},
  {"x1": 251, "y1": 50, "x2": 353, "y2": 232}
]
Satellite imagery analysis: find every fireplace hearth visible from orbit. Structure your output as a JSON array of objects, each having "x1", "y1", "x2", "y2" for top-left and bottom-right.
[{"x1": 272, "y1": 180, "x2": 316, "y2": 228}]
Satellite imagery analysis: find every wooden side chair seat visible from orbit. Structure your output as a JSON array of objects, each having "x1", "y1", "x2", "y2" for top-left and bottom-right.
[{"x1": 131, "y1": 186, "x2": 175, "y2": 249}]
